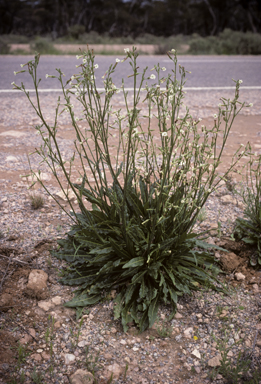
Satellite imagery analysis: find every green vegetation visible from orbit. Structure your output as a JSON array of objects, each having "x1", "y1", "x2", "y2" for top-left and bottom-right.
[
  {"x1": 12, "y1": 46, "x2": 253, "y2": 332},
  {"x1": 188, "y1": 29, "x2": 261, "y2": 55},
  {"x1": 1, "y1": 29, "x2": 261, "y2": 55},
  {"x1": 234, "y1": 153, "x2": 261, "y2": 266},
  {"x1": 210, "y1": 333, "x2": 261, "y2": 383}
]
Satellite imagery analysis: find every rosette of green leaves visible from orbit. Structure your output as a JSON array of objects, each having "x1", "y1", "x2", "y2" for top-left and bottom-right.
[{"x1": 234, "y1": 154, "x2": 261, "y2": 266}]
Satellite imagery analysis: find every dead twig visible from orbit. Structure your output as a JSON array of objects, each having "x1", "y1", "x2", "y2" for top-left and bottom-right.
[
  {"x1": 0, "y1": 253, "x2": 29, "y2": 265},
  {"x1": 0, "y1": 253, "x2": 13, "y2": 292}
]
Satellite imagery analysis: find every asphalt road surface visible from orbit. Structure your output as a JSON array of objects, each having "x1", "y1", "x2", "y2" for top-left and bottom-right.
[{"x1": 1, "y1": 55, "x2": 261, "y2": 91}]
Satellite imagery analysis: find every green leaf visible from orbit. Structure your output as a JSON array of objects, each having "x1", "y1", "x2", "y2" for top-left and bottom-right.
[
  {"x1": 122, "y1": 257, "x2": 144, "y2": 269},
  {"x1": 114, "y1": 292, "x2": 124, "y2": 320},
  {"x1": 148, "y1": 295, "x2": 160, "y2": 328},
  {"x1": 131, "y1": 270, "x2": 147, "y2": 284},
  {"x1": 64, "y1": 293, "x2": 101, "y2": 308}
]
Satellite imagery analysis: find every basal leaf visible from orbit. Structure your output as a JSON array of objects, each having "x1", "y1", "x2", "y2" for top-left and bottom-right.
[
  {"x1": 148, "y1": 295, "x2": 160, "y2": 328},
  {"x1": 122, "y1": 257, "x2": 144, "y2": 269},
  {"x1": 64, "y1": 293, "x2": 101, "y2": 307}
]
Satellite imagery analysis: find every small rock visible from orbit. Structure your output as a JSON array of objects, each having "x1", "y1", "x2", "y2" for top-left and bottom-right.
[
  {"x1": 253, "y1": 284, "x2": 259, "y2": 293},
  {"x1": 208, "y1": 354, "x2": 222, "y2": 367},
  {"x1": 206, "y1": 237, "x2": 216, "y2": 246},
  {"x1": 174, "y1": 312, "x2": 183, "y2": 319},
  {"x1": 19, "y1": 334, "x2": 32, "y2": 345},
  {"x1": 220, "y1": 195, "x2": 237, "y2": 205},
  {"x1": 110, "y1": 327, "x2": 117, "y2": 334},
  {"x1": 220, "y1": 252, "x2": 240, "y2": 273},
  {"x1": 65, "y1": 353, "x2": 76, "y2": 365},
  {"x1": 183, "y1": 362, "x2": 192, "y2": 371},
  {"x1": 195, "y1": 366, "x2": 201, "y2": 373},
  {"x1": 53, "y1": 320, "x2": 61, "y2": 328},
  {"x1": 120, "y1": 339, "x2": 127, "y2": 345},
  {"x1": 78, "y1": 340, "x2": 88, "y2": 348},
  {"x1": 70, "y1": 369, "x2": 94, "y2": 384},
  {"x1": 31, "y1": 353, "x2": 42, "y2": 362},
  {"x1": 235, "y1": 272, "x2": 245, "y2": 281},
  {"x1": 41, "y1": 351, "x2": 51, "y2": 360},
  {"x1": 51, "y1": 296, "x2": 63, "y2": 305},
  {"x1": 28, "y1": 328, "x2": 36, "y2": 338},
  {"x1": 192, "y1": 349, "x2": 201, "y2": 359},
  {"x1": 0, "y1": 293, "x2": 13, "y2": 312},
  {"x1": 184, "y1": 327, "x2": 193, "y2": 338},
  {"x1": 25, "y1": 269, "x2": 49, "y2": 300},
  {"x1": 103, "y1": 363, "x2": 123, "y2": 380},
  {"x1": 55, "y1": 188, "x2": 75, "y2": 201},
  {"x1": 38, "y1": 300, "x2": 54, "y2": 311}
]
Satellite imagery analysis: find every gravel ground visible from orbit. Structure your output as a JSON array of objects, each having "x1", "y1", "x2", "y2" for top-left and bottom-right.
[{"x1": 0, "y1": 89, "x2": 261, "y2": 384}]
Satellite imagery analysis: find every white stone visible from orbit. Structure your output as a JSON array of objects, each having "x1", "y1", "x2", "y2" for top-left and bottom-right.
[
  {"x1": 51, "y1": 296, "x2": 63, "y2": 305},
  {"x1": 0, "y1": 130, "x2": 26, "y2": 138},
  {"x1": 184, "y1": 327, "x2": 193, "y2": 338},
  {"x1": 5, "y1": 156, "x2": 18, "y2": 162},
  {"x1": 235, "y1": 272, "x2": 245, "y2": 281},
  {"x1": 192, "y1": 349, "x2": 201, "y2": 359},
  {"x1": 120, "y1": 339, "x2": 127, "y2": 345},
  {"x1": 174, "y1": 312, "x2": 183, "y2": 319},
  {"x1": 133, "y1": 347, "x2": 139, "y2": 351},
  {"x1": 253, "y1": 284, "x2": 259, "y2": 293},
  {"x1": 78, "y1": 340, "x2": 88, "y2": 348},
  {"x1": 64, "y1": 353, "x2": 76, "y2": 365},
  {"x1": 27, "y1": 172, "x2": 51, "y2": 182}
]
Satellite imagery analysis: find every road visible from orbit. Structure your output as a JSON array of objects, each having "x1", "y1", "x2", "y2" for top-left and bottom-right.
[{"x1": 1, "y1": 55, "x2": 261, "y2": 91}]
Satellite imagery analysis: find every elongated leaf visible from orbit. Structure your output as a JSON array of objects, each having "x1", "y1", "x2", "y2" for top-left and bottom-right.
[
  {"x1": 114, "y1": 291, "x2": 124, "y2": 319},
  {"x1": 64, "y1": 293, "x2": 101, "y2": 307},
  {"x1": 131, "y1": 270, "x2": 147, "y2": 284},
  {"x1": 148, "y1": 295, "x2": 160, "y2": 328},
  {"x1": 122, "y1": 257, "x2": 144, "y2": 269}
]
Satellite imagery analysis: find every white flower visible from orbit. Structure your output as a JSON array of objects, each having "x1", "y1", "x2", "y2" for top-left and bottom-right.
[
  {"x1": 150, "y1": 74, "x2": 156, "y2": 80},
  {"x1": 198, "y1": 118, "x2": 202, "y2": 122},
  {"x1": 94, "y1": 64, "x2": 99, "y2": 69},
  {"x1": 115, "y1": 58, "x2": 120, "y2": 63},
  {"x1": 124, "y1": 48, "x2": 129, "y2": 53},
  {"x1": 45, "y1": 74, "x2": 49, "y2": 78},
  {"x1": 20, "y1": 64, "x2": 25, "y2": 68},
  {"x1": 71, "y1": 76, "x2": 75, "y2": 80},
  {"x1": 249, "y1": 103, "x2": 253, "y2": 107},
  {"x1": 161, "y1": 132, "x2": 168, "y2": 137},
  {"x1": 75, "y1": 117, "x2": 79, "y2": 121},
  {"x1": 171, "y1": 49, "x2": 176, "y2": 53},
  {"x1": 213, "y1": 114, "x2": 218, "y2": 119},
  {"x1": 11, "y1": 81, "x2": 16, "y2": 86},
  {"x1": 76, "y1": 55, "x2": 81, "y2": 59},
  {"x1": 239, "y1": 80, "x2": 243, "y2": 84},
  {"x1": 162, "y1": 67, "x2": 166, "y2": 71},
  {"x1": 83, "y1": 59, "x2": 87, "y2": 64},
  {"x1": 133, "y1": 128, "x2": 139, "y2": 134},
  {"x1": 75, "y1": 91, "x2": 79, "y2": 96},
  {"x1": 14, "y1": 71, "x2": 17, "y2": 75},
  {"x1": 240, "y1": 143, "x2": 244, "y2": 147}
]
